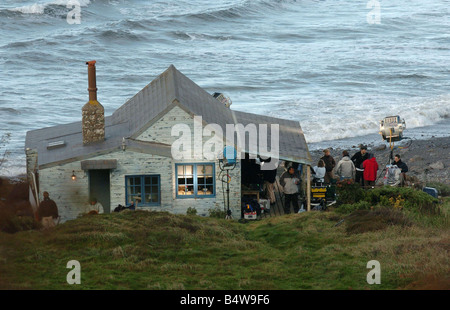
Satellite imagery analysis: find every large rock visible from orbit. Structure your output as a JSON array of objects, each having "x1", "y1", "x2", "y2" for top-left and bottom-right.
[
  {"x1": 409, "y1": 155, "x2": 424, "y2": 163},
  {"x1": 429, "y1": 161, "x2": 445, "y2": 170},
  {"x1": 374, "y1": 144, "x2": 387, "y2": 151}
]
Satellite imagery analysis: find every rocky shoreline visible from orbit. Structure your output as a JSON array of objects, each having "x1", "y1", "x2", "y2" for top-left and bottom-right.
[
  {"x1": 1, "y1": 136, "x2": 449, "y2": 189},
  {"x1": 309, "y1": 136, "x2": 450, "y2": 185}
]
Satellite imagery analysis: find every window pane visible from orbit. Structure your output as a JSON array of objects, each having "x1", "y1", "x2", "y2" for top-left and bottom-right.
[
  {"x1": 151, "y1": 176, "x2": 158, "y2": 184},
  {"x1": 177, "y1": 165, "x2": 184, "y2": 176},
  {"x1": 185, "y1": 165, "x2": 193, "y2": 175},
  {"x1": 206, "y1": 185, "x2": 213, "y2": 194},
  {"x1": 205, "y1": 165, "x2": 213, "y2": 175},
  {"x1": 151, "y1": 185, "x2": 158, "y2": 194},
  {"x1": 151, "y1": 192, "x2": 159, "y2": 203},
  {"x1": 198, "y1": 177, "x2": 205, "y2": 185},
  {"x1": 198, "y1": 185, "x2": 213, "y2": 195},
  {"x1": 145, "y1": 176, "x2": 151, "y2": 185},
  {"x1": 178, "y1": 185, "x2": 194, "y2": 196},
  {"x1": 186, "y1": 177, "x2": 194, "y2": 184},
  {"x1": 178, "y1": 185, "x2": 186, "y2": 194},
  {"x1": 197, "y1": 165, "x2": 205, "y2": 176},
  {"x1": 143, "y1": 193, "x2": 150, "y2": 204},
  {"x1": 206, "y1": 177, "x2": 213, "y2": 184},
  {"x1": 196, "y1": 164, "x2": 213, "y2": 176}
]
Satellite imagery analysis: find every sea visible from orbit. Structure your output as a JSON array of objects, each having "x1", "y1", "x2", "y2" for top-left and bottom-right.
[{"x1": 1, "y1": 0, "x2": 449, "y2": 176}]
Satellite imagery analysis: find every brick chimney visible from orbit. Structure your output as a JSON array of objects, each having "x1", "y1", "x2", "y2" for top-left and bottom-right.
[{"x1": 82, "y1": 60, "x2": 105, "y2": 145}]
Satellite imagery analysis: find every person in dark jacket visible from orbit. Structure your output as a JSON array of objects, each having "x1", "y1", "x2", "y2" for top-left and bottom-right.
[
  {"x1": 320, "y1": 149, "x2": 336, "y2": 184},
  {"x1": 38, "y1": 191, "x2": 58, "y2": 220},
  {"x1": 351, "y1": 145, "x2": 369, "y2": 186},
  {"x1": 393, "y1": 154, "x2": 408, "y2": 186},
  {"x1": 38, "y1": 191, "x2": 59, "y2": 228}
]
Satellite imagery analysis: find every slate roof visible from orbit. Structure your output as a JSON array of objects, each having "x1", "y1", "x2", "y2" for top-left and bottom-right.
[{"x1": 25, "y1": 65, "x2": 312, "y2": 168}]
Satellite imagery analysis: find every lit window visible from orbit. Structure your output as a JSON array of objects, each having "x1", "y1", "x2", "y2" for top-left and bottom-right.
[{"x1": 176, "y1": 163, "x2": 215, "y2": 198}]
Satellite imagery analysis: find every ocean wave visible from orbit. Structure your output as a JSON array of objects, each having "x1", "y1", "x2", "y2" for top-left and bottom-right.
[
  {"x1": 93, "y1": 28, "x2": 146, "y2": 42},
  {"x1": 379, "y1": 73, "x2": 431, "y2": 80},
  {"x1": 168, "y1": 31, "x2": 235, "y2": 41},
  {"x1": 0, "y1": 107, "x2": 21, "y2": 115},
  {"x1": 168, "y1": 0, "x2": 300, "y2": 22},
  {"x1": 2, "y1": 38, "x2": 52, "y2": 49}
]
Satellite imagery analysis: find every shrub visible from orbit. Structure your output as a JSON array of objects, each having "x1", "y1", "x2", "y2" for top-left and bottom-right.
[
  {"x1": 364, "y1": 186, "x2": 440, "y2": 215},
  {"x1": 208, "y1": 207, "x2": 226, "y2": 219},
  {"x1": 186, "y1": 207, "x2": 197, "y2": 216},
  {"x1": 336, "y1": 179, "x2": 366, "y2": 204},
  {"x1": 1, "y1": 215, "x2": 42, "y2": 233}
]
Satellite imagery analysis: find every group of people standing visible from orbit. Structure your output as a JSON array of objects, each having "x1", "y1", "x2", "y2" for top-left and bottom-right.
[
  {"x1": 313, "y1": 146, "x2": 379, "y2": 187},
  {"x1": 270, "y1": 145, "x2": 409, "y2": 215},
  {"x1": 313, "y1": 145, "x2": 408, "y2": 187}
]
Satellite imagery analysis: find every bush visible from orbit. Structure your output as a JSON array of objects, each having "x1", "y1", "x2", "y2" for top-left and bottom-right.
[
  {"x1": 364, "y1": 186, "x2": 440, "y2": 215},
  {"x1": 1, "y1": 215, "x2": 42, "y2": 234},
  {"x1": 186, "y1": 207, "x2": 197, "y2": 216},
  {"x1": 208, "y1": 207, "x2": 226, "y2": 219},
  {"x1": 336, "y1": 179, "x2": 366, "y2": 205},
  {"x1": 1, "y1": 200, "x2": 41, "y2": 233}
]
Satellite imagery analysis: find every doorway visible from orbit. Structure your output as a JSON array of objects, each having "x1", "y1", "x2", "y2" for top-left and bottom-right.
[{"x1": 89, "y1": 169, "x2": 111, "y2": 213}]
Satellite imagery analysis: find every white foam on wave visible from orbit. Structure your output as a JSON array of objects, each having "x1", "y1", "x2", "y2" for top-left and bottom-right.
[
  {"x1": 298, "y1": 95, "x2": 450, "y2": 143},
  {"x1": 10, "y1": 0, "x2": 91, "y2": 15}
]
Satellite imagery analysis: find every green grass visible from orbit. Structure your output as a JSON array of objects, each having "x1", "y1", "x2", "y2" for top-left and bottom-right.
[{"x1": 0, "y1": 205, "x2": 448, "y2": 290}]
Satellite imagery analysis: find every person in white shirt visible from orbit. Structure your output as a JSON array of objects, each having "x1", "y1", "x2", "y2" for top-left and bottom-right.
[
  {"x1": 279, "y1": 166, "x2": 301, "y2": 214},
  {"x1": 335, "y1": 150, "x2": 356, "y2": 180},
  {"x1": 313, "y1": 159, "x2": 326, "y2": 184},
  {"x1": 84, "y1": 198, "x2": 104, "y2": 215}
]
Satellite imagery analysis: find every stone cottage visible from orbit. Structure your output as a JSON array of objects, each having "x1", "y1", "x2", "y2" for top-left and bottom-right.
[{"x1": 25, "y1": 63, "x2": 311, "y2": 222}]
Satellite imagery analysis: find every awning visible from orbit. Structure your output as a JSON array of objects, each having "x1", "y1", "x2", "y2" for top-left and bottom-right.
[{"x1": 81, "y1": 159, "x2": 117, "y2": 170}]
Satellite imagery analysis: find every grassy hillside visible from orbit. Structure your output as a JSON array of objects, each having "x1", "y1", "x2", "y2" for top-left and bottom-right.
[{"x1": 0, "y1": 198, "x2": 448, "y2": 290}]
